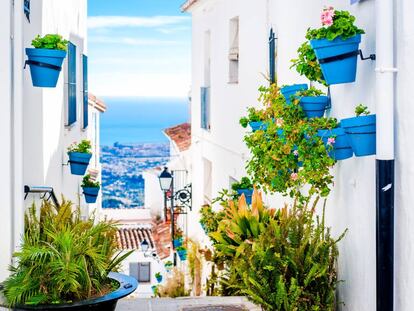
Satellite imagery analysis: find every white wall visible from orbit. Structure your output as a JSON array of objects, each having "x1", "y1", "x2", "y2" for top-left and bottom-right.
[{"x1": 188, "y1": 0, "x2": 414, "y2": 310}]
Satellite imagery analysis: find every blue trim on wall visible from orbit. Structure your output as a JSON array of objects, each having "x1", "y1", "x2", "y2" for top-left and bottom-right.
[
  {"x1": 82, "y1": 54, "x2": 89, "y2": 129},
  {"x1": 68, "y1": 42, "x2": 77, "y2": 126}
]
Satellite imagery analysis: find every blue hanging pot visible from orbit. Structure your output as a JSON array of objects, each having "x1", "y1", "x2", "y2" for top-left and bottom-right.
[
  {"x1": 299, "y1": 96, "x2": 329, "y2": 118},
  {"x1": 82, "y1": 186, "x2": 100, "y2": 204},
  {"x1": 341, "y1": 114, "x2": 376, "y2": 156},
  {"x1": 173, "y1": 238, "x2": 183, "y2": 248},
  {"x1": 68, "y1": 152, "x2": 92, "y2": 175},
  {"x1": 25, "y1": 48, "x2": 67, "y2": 87},
  {"x1": 249, "y1": 121, "x2": 268, "y2": 132},
  {"x1": 280, "y1": 84, "x2": 308, "y2": 104},
  {"x1": 310, "y1": 34, "x2": 361, "y2": 85},
  {"x1": 155, "y1": 275, "x2": 163, "y2": 283},
  {"x1": 317, "y1": 127, "x2": 353, "y2": 160},
  {"x1": 236, "y1": 188, "x2": 253, "y2": 205},
  {"x1": 177, "y1": 249, "x2": 187, "y2": 261}
]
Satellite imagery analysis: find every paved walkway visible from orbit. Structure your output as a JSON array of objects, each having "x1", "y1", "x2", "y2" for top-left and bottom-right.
[{"x1": 117, "y1": 296, "x2": 261, "y2": 311}]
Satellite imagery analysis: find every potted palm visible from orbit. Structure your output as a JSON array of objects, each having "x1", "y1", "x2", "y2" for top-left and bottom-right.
[
  {"x1": 25, "y1": 34, "x2": 68, "y2": 87},
  {"x1": 82, "y1": 174, "x2": 101, "y2": 204},
  {"x1": 0, "y1": 199, "x2": 136, "y2": 310},
  {"x1": 294, "y1": 87, "x2": 329, "y2": 119},
  {"x1": 231, "y1": 177, "x2": 254, "y2": 205},
  {"x1": 67, "y1": 140, "x2": 93, "y2": 176},
  {"x1": 307, "y1": 7, "x2": 365, "y2": 85},
  {"x1": 341, "y1": 104, "x2": 376, "y2": 156}
]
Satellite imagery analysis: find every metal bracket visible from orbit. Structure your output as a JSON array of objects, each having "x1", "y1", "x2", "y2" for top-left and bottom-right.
[
  {"x1": 24, "y1": 185, "x2": 60, "y2": 207},
  {"x1": 326, "y1": 86, "x2": 332, "y2": 110},
  {"x1": 359, "y1": 49, "x2": 376, "y2": 61}
]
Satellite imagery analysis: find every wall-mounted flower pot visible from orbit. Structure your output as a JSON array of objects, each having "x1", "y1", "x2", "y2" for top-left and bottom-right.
[
  {"x1": 68, "y1": 152, "x2": 92, "y2": 175},
  {"x1": 317, "y1": 127, "x2": 353, "y2": 160},
  {"x1": 341, "y1": 114, "x2": 376, "y2": 156},
  {"x1": 280, "y1": 84, "x2": 308, "y2": 104},
  {"x1": 310, "y1": 34, "x2": 361, "y2": 85},
  {"x1": 25, "y1": 48, "x2": 67, "y2": 87},
  {"x1": 82, "y1": 186, "x2": 100, "y2": 204},
  {"x1": 177, "y1": 249, "x2": 187, "y2": 261},
  {"x1": 299, "y1": 96, "x2": 329, "y2": 118},
  {"x1": 173, "y1": 238, "x2": 183, "y2": 248},
  {"x1": 249, "y1": 121, "x2": 267, "y2": 132},
  {"x1": 236, "y1": 188, "x2": 253, "y2": 205},
  {"x1": 155, "y1": 275, "x2": 163, "y2": 283}
]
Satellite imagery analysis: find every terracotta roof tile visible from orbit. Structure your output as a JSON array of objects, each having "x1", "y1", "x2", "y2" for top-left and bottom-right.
[
  {"x1": 181, "y1": 0, "x2": 199, "y2": 11},
  {"x1": 164, "y1": 122, "x2": 191, "y2": 152},
  {"x1": 88, "y1": 93, "x2": 107, "y2": 113},
  {"x1": 116, "y1": 227, "x2": 155, "y2": 250}
]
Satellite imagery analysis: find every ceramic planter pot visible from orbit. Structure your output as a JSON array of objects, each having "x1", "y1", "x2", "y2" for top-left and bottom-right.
[
  {"x1": 155, "y1": 275, "x2": 162, "y2": 283},
  {"x1": 68, "y1": 152, "x2": 92, "y2": 175},
  {"x1": 6, "y1": 273, "x2": 137, "y2": 311},
  {"x1": 299, "y1": 96, "x2": 329, "y2": 118},
  {"x1": 341, "y1": 114, "x2": 376, "y2": 156},
  {"x1": 236, "y1": 188, "x2": 253, "y2": 205},
  {"x1": 280, "y1": 84, "x2": 308, "y2": 104},
  {"x1": 82, "y1": 186, "x2": 100, "y2": 204},
  {"x1": 310, "y1": 34, "x2": 361, "y2": 85},
  {"x1": 173, "y1": 238, "x2": 183, "y2": 248},
  {"x1": 177, "y1": 249, "x2": 187, "y2": 261},
  {"x1": 25, "y1": 48, "x2": 67, "y2": 87},
  {"x1": 317, "y1": 127, "x2": 353, "y2": 160}
]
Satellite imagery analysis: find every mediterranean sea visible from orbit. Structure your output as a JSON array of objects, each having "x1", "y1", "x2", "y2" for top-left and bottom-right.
[{"x1": 100, "y1": 97, "x2": 189, "y2": 145}]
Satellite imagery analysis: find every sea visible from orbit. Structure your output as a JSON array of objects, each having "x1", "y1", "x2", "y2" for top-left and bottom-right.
[{"x1": 100, "y1": 97, "x2": 189, "y2": 145}]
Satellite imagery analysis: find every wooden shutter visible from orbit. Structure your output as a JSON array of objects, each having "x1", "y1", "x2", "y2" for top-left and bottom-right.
[
  {"x1": 82, "y1": 54, "x2": 88, "y2": 129},
  {"x1": 67, "y1": 42, "x2": 77, "y2": 126}
]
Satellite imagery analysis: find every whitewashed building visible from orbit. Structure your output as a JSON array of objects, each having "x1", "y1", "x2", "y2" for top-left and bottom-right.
[
  {"x1": 0, "y1": 0, "x2": 104, "y2": 280},
  {"x1": 183, "y1": 0, "x2": 414, "y2": 310}
]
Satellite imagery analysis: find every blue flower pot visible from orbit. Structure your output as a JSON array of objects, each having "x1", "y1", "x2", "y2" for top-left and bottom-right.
[
  {"x1": 249, "y1": 121, "x2": 268, "y2": 132},
  {"x1": 177, "y1": 249, "x2": 187, "y2": 261},
  {"x1": 156, "y1": 275, "x2": 163, "y2": 283},
  {"x1": 68, "y1": 152, "x2": 92, "y2": 175},
  {"x1": 25, "y1": 48, "x2": 67, "y2": 87},
  {"x1": 83, "y1": 186, "x2": 100, "y2": 204},
  {"x1": 310, "y1": 35, "x2": 361, "y2": 85},
  {"x1": 173, "y1": 238, "x2": 183, "y2": 248},
  {"x1": 280, "y1": 84, "x2": 308, "y2": 104},
  {"x1": 317, "y1": 128, "x2": 353, "y2": 160},
  {"x1": 341, "y1": 114, "x2": 376, "y2": 157},
  {"x1": 236, "y1": 188, "x2": 253, "y2": 205},
  {"x1": 299, "y1": 96, "x2": 329, "y2": 118}
]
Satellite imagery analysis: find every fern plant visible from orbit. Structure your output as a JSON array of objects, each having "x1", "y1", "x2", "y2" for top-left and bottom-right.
[{"x1": 2, "y1": 199, "x2": 132, "y2": 307}]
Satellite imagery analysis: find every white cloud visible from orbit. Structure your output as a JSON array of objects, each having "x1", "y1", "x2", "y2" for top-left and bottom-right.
[
  {"x1": 89, "y1": 36, "x2": 180, "y2": 46},
  {"x1": 88, "y1": 15, "x2": 190, "y2": 29},
  {"x1": 89, "y1": 72, "x2": 190, "y2": 97}
]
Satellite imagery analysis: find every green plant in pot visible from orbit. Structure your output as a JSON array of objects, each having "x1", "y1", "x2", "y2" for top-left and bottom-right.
[
  {"x1": 293, "y1": 87, "x2": 329, "y2": 119},
  {"x1": 0, "y1": 199, "x2": 135, "y2": 310},
  {"x1": 231, "y1": 177, "x2": 254, "y2": 205},
  {"x1": 82, "y1": 174, "x2": 101, "y2": 204},
  {"x1": 25, "y1": 34, "x2": 69, "y2": 87},
  {"x1": 67, "y1": 140, "x2": 93, "y2": 176},
  {"x1": 239, "y1": 107, "x2": 271, "y2": 132},
  {"x1": 155, "y1": 272, "x2": 163, "y2": 283},
  {"x1": 176, "y1": 246, "x2": 187, "y2": 261},
  {"x1": 164, "y1": 261, "x2": 173, "y2": 272}
]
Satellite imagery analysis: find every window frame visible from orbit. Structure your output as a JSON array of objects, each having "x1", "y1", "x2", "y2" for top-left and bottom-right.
[{"x1": 67, "y1": 42, "x2": 77, "y2": 126}]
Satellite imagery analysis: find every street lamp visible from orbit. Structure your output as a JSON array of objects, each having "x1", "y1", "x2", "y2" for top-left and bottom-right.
[
  {"x1": 141, "y1": 239, "x2": 149, "y2": 253},
  {"x1": 159, "y1": 167, "x2": 173, "y2": 191}
]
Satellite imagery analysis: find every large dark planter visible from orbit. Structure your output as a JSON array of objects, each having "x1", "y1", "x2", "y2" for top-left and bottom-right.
[{"x1": 3, "y1": 273, "x2": 137, "y2": 311}]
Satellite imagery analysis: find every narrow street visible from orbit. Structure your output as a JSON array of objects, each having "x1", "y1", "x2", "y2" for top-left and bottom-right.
[{"x1": 117, "y1": 297, "x2": 260, "y2": 311}]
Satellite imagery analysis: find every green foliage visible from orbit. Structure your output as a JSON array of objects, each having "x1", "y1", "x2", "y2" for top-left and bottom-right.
[
  {"x1": 2, "y1": 199, "x2": 132, "y2": 307},
  {"x1": 231, "y1": 177, "x2": 253, "y2": 191},
  {"x1": 306, "y1": 9, "x2": 365, "y2": 41},
  {"x1": 243, "y1": 84, "x2": 337, "y2": 200},
  {"x1": 164, "y1": 261, "x2": 173, "y2": 267},
  {"x1": 208, "y1": 192, "x2": 346, "y2": 311},
  {"x1": 155, "y1": 272, "x2": 162, "y2": 278},
  {"x1": 291, "y1": 42, "x2": 327, "y2": 86},
  {"x1": 31, "y1": 34, "x2": 68, "y2": 51},
  {"x1": 200, "y1": 204, "x2": 225, "y2": 235},
  {"x1": 81, "y1": 174, "x2": 100, "y2": 188},
  {"x1": 296, "y1": 86, "x2": 325, "y2": 97},
  {"x1": 67, "y1": 140, "x2": 92, "y2": 154},
  {"x1": 156, "y1": 268, "x2": 190, "y2": 298},
  {"x1": 355, "y1": 104, "x2": 370, "y2": 116},
  {"x1": 176, "y1": 246, "x2": 187, "y2": 252},
  {"x1": 239, "y1": 107, "x2": 267, "y2": 128}
]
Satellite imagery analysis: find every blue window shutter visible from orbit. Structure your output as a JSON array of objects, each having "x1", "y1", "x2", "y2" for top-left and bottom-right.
[
  {"x1": 82, "y1": 54, "x2": 88, "y2": 129},
  {"x1": 269, "y1": 28, "x2": 276, "y2": 84},
  {"x1": 200, "y1": 87, "x2": 210, "y2": 130},
  {"x1": 67, "y1": 42, "x2": 77, "y2": 126}
]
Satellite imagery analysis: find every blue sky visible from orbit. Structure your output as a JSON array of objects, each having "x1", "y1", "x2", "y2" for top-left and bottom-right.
[{"x1": 88, "y1": 0, "x2": 191, "y2": 97}]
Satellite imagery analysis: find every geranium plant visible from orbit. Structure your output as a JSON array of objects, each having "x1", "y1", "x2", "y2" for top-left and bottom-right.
[
  {"x1": 67, "y1": 140, "x2": 92, "y2": 154},
  {"x1": 306, "y1": 7, "x2": 365, "y2": 41},
  {"x1": 231, "y1": 177, "x2": 253, "y2": 191},
  {"x1": 291, "y1": 42, "x2": 327, "y2": 86},
  {"x1": 239, "y1": 107, "x2": 267, "y2": 128},
  {"x1": 355, "y1": 104, "x2": 370, "y2": 116},
  {"x1": 81, "y1": 174, "x2": 100, "y2": 188},
  {"x1": 31, "y1": 34, "x2": 69, "y2": 51}
]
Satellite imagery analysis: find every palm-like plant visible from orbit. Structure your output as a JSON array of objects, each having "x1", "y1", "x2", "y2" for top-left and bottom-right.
[{"x1": 2, "y1": 199, "x2": 132, "y2": 306}]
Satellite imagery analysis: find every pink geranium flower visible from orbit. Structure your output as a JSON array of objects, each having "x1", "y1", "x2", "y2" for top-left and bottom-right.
[
  {"x1": 275, "y1": 118, "x2": 284, "y2": 127},
  {"x1": 293, "y1": 150, "x2": 299, "y2": 156},
  {"x1": 291, "y1": 172, "x2": 298, "y2": 181},
  {"x1": 321, "y1": 6, "x2": 335, "y2": 27},
  {"x1": 327, "y1": 137, "x2": 336, "y2": 145}
]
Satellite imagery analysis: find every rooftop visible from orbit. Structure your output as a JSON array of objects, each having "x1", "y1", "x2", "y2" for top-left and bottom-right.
[
  {"x1": 181, "y1": 0, "x2": 199, "y2": 12},
  {"x1": 116, "y1": 226, "x2": 155, "y2": 250},
  {"x1": 164, "y1": 122, "x2": 191, "y2": 152},
  {"x1": 88, "y1": 93, "x2": 107, "y2": 113}
]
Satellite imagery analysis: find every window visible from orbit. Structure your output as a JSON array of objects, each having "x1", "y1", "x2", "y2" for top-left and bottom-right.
[
  {"x1": 82, "y1": 54, "x2": 88, "y2": 129},
  {"x1": 67, "y1": 42, "x2": 77, "y2": 126},
  {"x1": 130, "y1": 262, "x2": 151, "y2": 283},
  {"x1": 204, "y1": 30, "x2": 211, "y2": 87},
  {"x1": 200, "y1": 87, "x2": 210, "y2": 130},
  {"x1": 228, "y1": 17, "x2": 239, "y2": 83}
]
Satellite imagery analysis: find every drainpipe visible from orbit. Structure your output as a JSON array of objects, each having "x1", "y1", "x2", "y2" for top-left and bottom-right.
[{"x1": 375, "y1": 0, "x2": 396, "y2": 310}]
